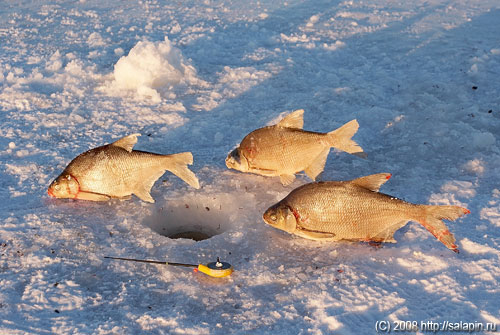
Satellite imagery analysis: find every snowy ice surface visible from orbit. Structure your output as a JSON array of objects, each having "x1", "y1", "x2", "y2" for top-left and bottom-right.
[{"x1": 1, "y1": 0, "x2": 500, "y2": 334}]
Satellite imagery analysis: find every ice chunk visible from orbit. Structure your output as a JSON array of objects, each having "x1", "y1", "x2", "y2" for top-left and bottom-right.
[{"x1": 107, "y1": 37, "x2": 198, "y2": 103}]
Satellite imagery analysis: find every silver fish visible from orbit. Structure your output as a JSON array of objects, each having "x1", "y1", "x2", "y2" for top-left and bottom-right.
[
  {"x1": 226, "y1": 109, "x2": 365, "y2": 185},
  {"x1": 48, "y1": 134, "x2": 200, "y2": 203},
  {"x1": 263, "y1": 173, "x2": 470, "y2": 252}
]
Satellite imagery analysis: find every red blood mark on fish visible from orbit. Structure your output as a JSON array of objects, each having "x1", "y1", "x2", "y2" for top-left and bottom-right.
[
  {"x1": 422, "y1": 222, "x2": 439, "y2": 239},
  {"x1": 244, "y1": 145, "x2": 257, "y2": 158},
  {"x1": 288, "y1": 205, "x2": 301, "y2": 221}
]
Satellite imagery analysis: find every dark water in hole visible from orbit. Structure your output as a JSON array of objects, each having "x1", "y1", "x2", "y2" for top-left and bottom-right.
[{"x1": 167, "y1": 231, "x2": 211, "y2": 241}]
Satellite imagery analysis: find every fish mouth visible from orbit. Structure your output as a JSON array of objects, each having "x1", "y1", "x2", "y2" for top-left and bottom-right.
[
  {"x1": 224, "y1": 156, "x2": 233, "y2": 168},
  {"x1": 262, "y1": 207, "x2": 278, "y2": 226},
  {"x1": 262, "y1": 212, "x2": 270, "y2": 224},
  {"x1": 47, "y1": 188, "x2": 54, "y2": 197}
]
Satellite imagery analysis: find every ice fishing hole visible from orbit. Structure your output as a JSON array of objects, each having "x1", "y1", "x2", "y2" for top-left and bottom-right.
[{"x1": 143, "y1": 196, "x2": 240, "y2": 241}]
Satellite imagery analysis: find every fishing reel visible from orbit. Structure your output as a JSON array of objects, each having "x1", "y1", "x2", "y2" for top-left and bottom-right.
[{"x1": 195, "y1": 257, "x2": 233, "y2": 278}]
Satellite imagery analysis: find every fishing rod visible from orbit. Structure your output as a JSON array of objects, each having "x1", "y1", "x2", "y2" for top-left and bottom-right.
[{"x1": 104, "y1": 256, "x2": 233, "y2": 278}]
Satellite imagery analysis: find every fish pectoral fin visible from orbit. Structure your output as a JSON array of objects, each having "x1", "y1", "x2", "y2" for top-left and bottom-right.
[
  {"x1": 351, "y1": 173, "x2": 392, "y2": 192},
  {"x1": 249, "y1": 167, "x2": 278, "y2": 177},
  {"x1": 279, "y1": 174, "x2": 296, "y2": 186},
  {"x1": 295, "y1": 229, "x2": 337, "y2": 241},
  {"x1": 111, "y1": 133, "x2": 141, "y2": 152},
  {"x1": 304, "y1": 148, "x2": 330, "y2": 181},
  {"x1": 277, "y1": 109, "x2": 304, "y2": 129},
  {"x1": 75, "y1": 191, "x2": 111, "y2": 202}
]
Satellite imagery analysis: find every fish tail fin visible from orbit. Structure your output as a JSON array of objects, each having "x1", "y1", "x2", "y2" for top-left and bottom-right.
[
  {"x1": 164, "y1": 152, "x2": 200, "y2": 189},
  {"x1": 326, "y1": 119, "x2": 365, "y2": 157},
  {"x1": 416, "y1": 205, "x2": 470, "y2": 253}
]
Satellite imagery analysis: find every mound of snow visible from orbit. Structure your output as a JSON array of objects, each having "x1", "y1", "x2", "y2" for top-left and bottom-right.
[{"x1": 104, "y1": 37, "x2": 199, "y2": 103}]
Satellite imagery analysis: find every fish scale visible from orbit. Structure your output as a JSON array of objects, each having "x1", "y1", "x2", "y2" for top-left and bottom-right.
[
  {"x1": 66, "y1": 147, "x2": 167, "y2": 197},
  {"x1": 48, "y1": 134, "x2": 200, "y2": 203},
  {"x1": 263, "y1": 173, "x2": 470, "y2": 252},
  {"x1": 287, "y1": 182, "x2": 418, "y2": 238},
  {"x1": 226, "y1": 109, "x2": 364, "y2": 185},
  {"x1": 242, "y1": 127, "x2": 327, "y2": 173}
]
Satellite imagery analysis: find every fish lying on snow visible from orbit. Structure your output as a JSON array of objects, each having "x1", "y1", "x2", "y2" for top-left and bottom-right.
[
  {"x1": 48, "y1": 134, "x2": 200, "y2": 203},
  {"x1": 225, "y1": 109, "x2": 365, "y2": 185},
  {"x1": 263, "y1": 173, "x2": 470, "y2": 252}
]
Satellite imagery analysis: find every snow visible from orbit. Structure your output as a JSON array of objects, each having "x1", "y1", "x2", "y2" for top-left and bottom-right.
[
  {"x1": 1, "y1": 0, "x2": 500, "y2": 334},
  {"x1": 102, "y1": 37, "x2": 200, "y2": 103}
]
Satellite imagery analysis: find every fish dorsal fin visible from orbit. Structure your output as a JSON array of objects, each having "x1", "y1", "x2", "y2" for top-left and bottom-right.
[
  {"x1": 351, "y1": 173, "x2": 392, "y2": 192},
  {"x1": 111, "y1": 133, "x2": 141, "y2": 152},
  {"x1": 277, "y1": 109, "x2": 304, "y2": 129}
]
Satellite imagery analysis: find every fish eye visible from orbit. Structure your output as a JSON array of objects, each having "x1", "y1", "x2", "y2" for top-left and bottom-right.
[
  {"x1": 270, "y1": 214, "x2": 277, "y2": 221},
  {"x1": 54, "y1": 184, "x2": 60, "y2": 191},
  {"x1": 230, "y1": 148, "x2": 240, "y2": 158},
  {"x1": 66, "y1": 175, "x2": 71, "y2": 180},
  {"x1": 229, "y1": 149, "x2": 240, "y2": 164}
]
